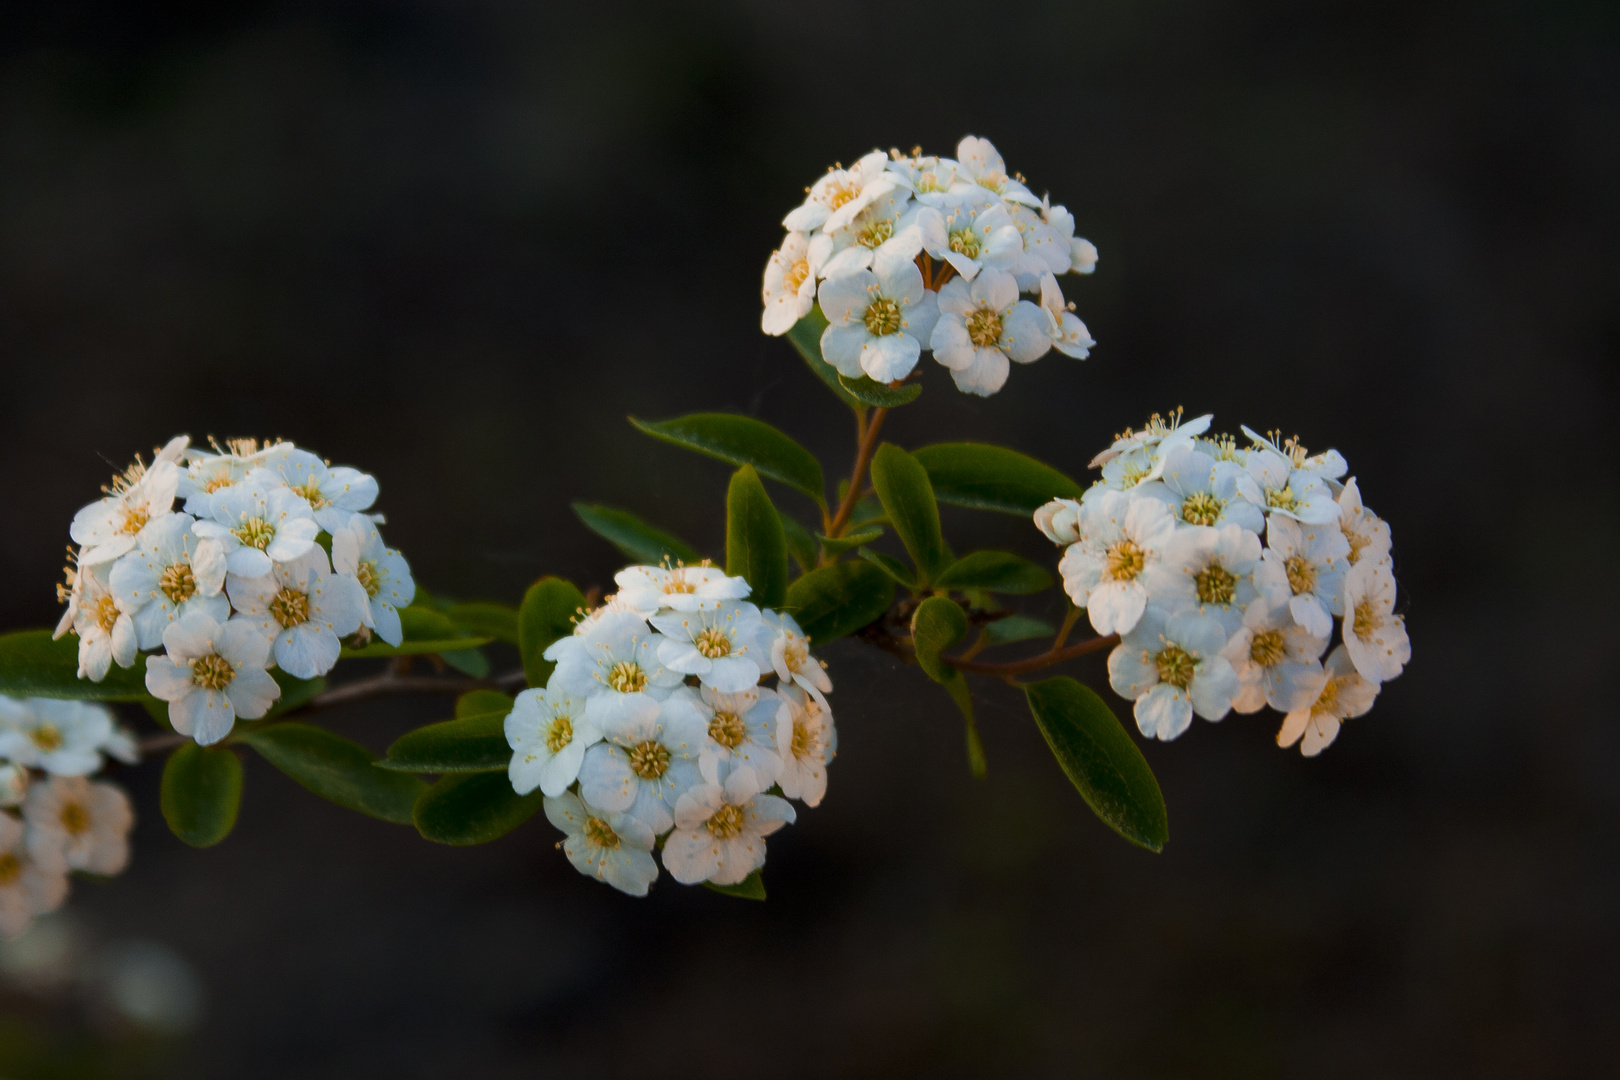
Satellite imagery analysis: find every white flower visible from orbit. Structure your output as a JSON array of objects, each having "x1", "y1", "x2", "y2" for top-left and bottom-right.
[
  {"x1": 506, "y1": 687, "x2": 599, "y2": 798},
  {"x1": 1146, "y1": 446, "x2": 1265, "y2": 533},
  {"x1": 1039, "y1": 273, "x2": 1094, "y2": 359},
  {"x1": 762, "y1": 610, "x2": 832, "y2": 704},
  {"x1": 1254, "y1": 515, "x2": 1349, "y2": 639},
  {"x1": 1108, "y1": 605, "x2": 1240, "y2": 740},
  {"x1": 761, "y1": 231, "x2": 832, "y2": 336},
  {"x1": 1240, "y1": 427, "x2": 1349, "y2": 482},
  {"x1": 69, "y1": 454, "x2": 181, "y2": 568},
  {"x1": 68, "y1": 563, "x2": 137, "y2": 682},
  {"x1": 191, "y1": 481, "x2": 320, "y2": 578},
  {"x1": 23, "y1": 775, "x2": 133, "y2": 876},
  {"x1": 819, "y1": 188, "x2": 924, "y2": 279},
  {"x1": 144, "y1": 612, "x2": 281, "y2": 745},
  {"x1": 0, "y1": 699, "x2": 116, "y2": 777},
  {"x1": 884, "y1": 150, "x2": 959, "y2": 205},
  {"x1": 107, "y1": 513, "x2": 229, "y2": 651},
  {"x1": 1336, "y1": 477, "x2": 1391, "y2": 568},
  {"x1": 817, "y1": 249, "x2": 940, "y2": 384},
  {"x1": 951, "y1": 136, "x2": 1039, "y2": 207},
  {"x1": 1089, "y1": 410, "x2": 1213, "y2": 470},
  {"x1": 542, "y1": 791, "x2": 659, "y2": 897},
  {"x1": 915, "y1": 193, "x2": 1023, "y2": 281},
  {"x1": 1057, "y1": 489, "x2": 1177, "y2": 636},
  {"x1": 783, "y1": 151, "x2": 894, "y2": 234},
  {"x1": 651, "y1": 600, "x2": 769, "y2": 693},
  {"x1": 0, "y1": 812, "x2": 67, "y2": 938},
  {"x1": 1276, "y1": 645, "x2": 1378, "y2": 756},
  {"x1": 1223, "y1": 599, "x2": 1328, "y2": 714},
  {"x1": 1009, "y1": 199, "x2": 1080, "y2": 289},
  {"x1": 662, "y1": 770, "x2": 796, "y2": 886},
  {"x1": 614, "y1": 562, "x2": 749, "y2": 616},
  {"x1": 1235, "y1": 447, "x2": 1339, "y2": 525},
  {"x1": 545, "y1": 611, "x2": 685, "y2": 732},
  {"x1": 0, "y1": 764, "x2": 28, "y2": 807},
  {"x1": 1341, "y1": 558, "x2": 1410, "y2": 683},
  {"x1": 249, "y1": 448, "x2": 379, "y2": 533},
  {"x1": 176, "y1": 438, "x2": 291, "y2": 519},
  {"x1": 330, "y1": 514, "x2": 416, "y2": 646},
  {"x1": 1033, "y1": 497, "x2": 1083, "y2": 545},
  {"x1": 775, "y1": 683, "x2": 835, "y2": 808},
  {"x1": 575, "y1": 692, "x2": 707, "y2": 834},
  {"x1": 930, "y1": 268, "x2": 1051, "y2": 395},
  {"x1": 227, "y1": 548, "x2": 368, "y2": 679},
  {"x1": 1071, "y1": 237, "x2": 1099, "y2": 274},
  {"x1": 1144, "y1": 523, "x2": 1262, "y2": 634},
  {"x1": 662, "y1": 685, "x2": 781, "y2": 793}
]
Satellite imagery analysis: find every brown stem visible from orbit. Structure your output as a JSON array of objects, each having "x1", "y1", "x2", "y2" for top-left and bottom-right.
[
  {"x1": 946, "y1": 633, "x2": 1118, "y2": 679},
  {"x1": 825, "y1": 406, "x2": 888, "y2": 539},
  {"x1": 1051, "y1": 606, "x2": 1082, "y2": 651}
]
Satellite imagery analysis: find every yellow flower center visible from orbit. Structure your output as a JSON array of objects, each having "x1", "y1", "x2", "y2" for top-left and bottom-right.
[
  {"x1": 203, "y1": 472, "x2": 235, "y2": 494},
  {"x1": 784, "y1": 258, "x2": 810, "y2": 293},
  {"x1": 119, "y1": 506, "x2": 150, "y2": 535},
  {"x1": 1284, "y1": 555, "x2": 1317, "y2": 596},
  {"x1": 708, "y1": 710, "x2": 746, "y2": 749},
  {"x1": 948, "y1": 226, "x2": 982, "y2": 259},
  {"x1": 782, "y1": 636, "x2": 809, "y2": 673},
  {"x1": 1344, "y1": 524, "x2": 1372, "y2": 566},
  {"x1": 1352, "y1": 598, "x2": 1383, "y2": 641},
  {"x1": 607, "y1": 660, "x2": 647, "y2": 694},
  {"x1": 583, "y1": 815, "x2": 620, "y2": 848},
  {"x1": 790, "y1": 709, "x2": 821, "y2": 758},
  {"x1": 1313, "y1": 677, "x2": 1342, "y2": 716},
  {"x1": 1265, "y1": 486, "x2": 1297, "y2": 512},
  {"x1": 93, "y1": 595, "x2": 121, "y2": 633},
  {"x1": 545, "y1": 715, "x2": 574, "y2": 754},
  {"x1": 627, "y1": 740, "x2": 669, "y2": 780},
  {"x1": 1105, "y1": 539, "x2": 1145, "y2": 582},
  {"x1": 59, "y1": 801, "x2": 90, "y2": 835},
  {"x1": 30, "y1": 725, "x2": 64, "y2": 752},
  {"x1": 857, "y1": 218, "x2": 894, "y2": 249},
  {"x1": 1181, "y1": 493, "x2": 1224, "y2": 526},
  {"x1": 863, "y1": 297, "x2": 903, "y2": 336},
  {"x1": 0, "y1": 853, "x2": 20, "y2": 886},
  {"x1": 1155, "y1": 644, "x2": 1198, "y2": 689},
  {"x1": 233, "y1": 517, "x2": 276, "y2": 551},
  {"x1": 1249, "y1": 630, "x2": 1288, "y2": 667},
  {"x1": 705, "y1": 803, "x2": 745, "y2": 839},
  {"x1": 268, "y1": 587, "x2": 310, "y2": 628},
  {"x1": 1195, "y1": 562, "x2": 1238, "y2": 606},
  {"x1": 355, "y1": 560, "x2": 381, "y2": 598},
  {"x1": 695, "y1": 627, "x2": 732, "y2": 659},
  {"x1": 160, "y1": 562, "x2": 197, "y2": 605},
  {"x1": 826, "y1": 181, "x2": 858, "y2": 210},
  {"x1": 964, "y1": 307, "x2": 1002, "y2": 348},
  {"x1": 289, "y1": 479, "x2": 329, "y2": 509},
  {"x1": 191, "y1": 653, "x2": 235, "y2": 690}
]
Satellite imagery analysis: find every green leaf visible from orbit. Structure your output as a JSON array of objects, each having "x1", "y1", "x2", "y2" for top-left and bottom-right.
[
  {"x1": 910, "y1": 596, "x2": 969, "y2": 683},
  {"x1": 631, "y1": 413, "x2": 826, "y2": 509},
  {"x1": 341, "y1": 637, "x2": 492, "y2": 659},
  {"x1": 961, "y1": 690, "x2": 988, "y2": 780},
  {"x1": 378, "y1": 710, "x2": 511, "y2": 774},
  {"x1": 0, "y1": 630, "x2": 150, "y2": 701},
  {"x1": 265, "y1": 669, "x2": 326, "y2": 718},
  {"x1": 836, "y1": 373, "x2": 922, "y2": 408},
  {"x1": 445, "y1": 602, "x2": 521, "y2": 646},
  {"x1": 934, "y1": 550, "x2": 1054, "y2": 595},
  {"x1": 869, "y1": 443, "x2": 949, "y2": 584},
  {"x1": 399, "y1": 606, "x2": 459, "y2": 639},
  {"x1": 413, "y1": 772, "x2": 544, "y2": 845},
  {"x1": 238, "y1": 723, "x2": 427, "y2": 824},
  {"x1": 439, "y1": 648, "x2": 490, "y2": 678},
  {"x1": 703, "y1": 871, "x2": 766, "y2": 900},
  {"x1": 985, "y1": 614, "x2": 1056, "y2": 645},
  {"x1": 572, "y1": 502, "x2": 701, "y2": 565},
  {"x1": 457, "y1": 689, "x2": 513, "y2": 718},
  {"x1": 816, "y1": 526, "x2": 883, "y2": 556},
  {"x1": 856, "y1": 547, "x2": 916, "y2": 590},
  {"x1": 340, "y1": 605, "x2": 490, "y2": 659},
  {"x1": 785, "y1": 305, "x2": 861, "y2": 409},
  {"x1": 1024, "y1": 677, "x2": 1169, "y2": 852},
  {"x1": 850, "y1": 495, "x2": 889, "y2": 529},
  {"x1": 783, "y1": 561, "x2": 894, "y2": 644},
  {"x1": 726, "y1": 466, "x2": 790, "y2": 609},
  {"x1": 160, "y1": 743, "x2": 242, "y2": 848},
  {"x1": 779, "y1": 512, "x2": 819, "y2": 575},
  {"x1": 913, "y1": 443, "x2": 1085, "y2": 515},
  {"x1": 519, "y1": 576, "x2": 585, "y2": 688}
]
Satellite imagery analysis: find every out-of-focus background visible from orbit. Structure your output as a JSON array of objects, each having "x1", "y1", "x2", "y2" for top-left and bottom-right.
[{"x1": 2, "y1": 1, "x2": 1617, "y2": 1075}]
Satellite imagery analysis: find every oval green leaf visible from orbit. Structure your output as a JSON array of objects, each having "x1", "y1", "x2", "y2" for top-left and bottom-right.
[
  {"x1": 856, "y1": 547, "x2": 916, "y2": 590},
  {"x1": 571, "y1": 502, "x2": 700, "y2": 565},
  {"x1": 0, "y1": 630, "x2": 150, "y2": 701},
  {"x1": 413, "y1": 771, "x2": 544, "y2": 845},
  {"x1": 631, "y1": 413, "x2": 826, "y2": 509},
  {"x1": 779, "y1": 511, "x2": 819, "y2": 574},
  {"x1": 161, "y1": 742, "x2": 243, "y2": 848},
  {"x1": 934, "y1": 550, "x2": 1055, "y2": 595},
  {"x1": 445, "y1": 602, "x2": 521, "y2": 646},
  {"x1": 519, "y1": 576, "x2": 586, "y2": 688},
  {"x1": 439, "y1": 648, "x2": 490, "y2": 678},
  {"x1": 726, "y1": 466, "x2": 790, "y2": 609},
  {"x1": 985, "y1": 614, "x2": 1056, "y2": 645},
  {"x1": 703, "y1": 871, "x2": 766, "y2": 900},
  {"x1": 816, "y1": 526, "x2": 883, "y2": 557},
  {"x1": 913, "y1": 443, "x2": 1085, "y2": 515},
  {"x1": 378, "y1": 710, "x2": 511, "y2": 774},
  {"x1": 238, "y1": 722, "x2": 426, "y2": 824},
  {"x1": 785, "y1": 306, "x2": 861, "y2": 409},
  {"x1": 456, "y1": 689, "x2": 513, "y2": 718},
  {"x1": 910, "y1": 596, "x2": 969, "y2": 684},
  {"x1": 783, "y1": 561, "x2": 895, "y2": 645},
  {"x1": 836, "y1": 373, "x2": 922, "y2": 408},
  {"x1": 1024, "y1": 677, "x2": 1168, "y2": 852},
  {"x1": 870, "y1": 443, "x2": 949, "y2": 584}
]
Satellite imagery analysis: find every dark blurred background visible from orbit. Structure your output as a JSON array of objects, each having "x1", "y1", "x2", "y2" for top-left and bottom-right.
[{"x1": 2, "y1": 0, "x2": 1617, "y2": 1075}]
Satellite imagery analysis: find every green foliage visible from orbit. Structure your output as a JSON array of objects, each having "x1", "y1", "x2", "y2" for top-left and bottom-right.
[
  {"x1": 856, "y1": 547, "x2": 916, "y2": 590},
  {"x1": 961, "y1": 696, "x2": 988, "y2": 779},
  {"x1": 784, "y1": 306, "x2": 861, "y2": 409},
  {"x1": 704, "y1": 871, "x2": 766, "y2": 900},
  {"x1": 910, "y1": 596, "x2": 969, "y2": 683},
  {"x1": 1024, "y1": 677, "x2": 1169, "y2": 852},
  {"x1": 571, "y1": 502, "x2": 701, "y2": 565},
  {"x1": 445, "y1": 602, "x2": 521, "y2": 646},
  {"x1": 779, "y1": 512, "x2": 819, "y2": 574},
  {"x1": 784, "y1": 561, "x2": 894, "y2": 644},
  {"x1": 413, "y1": 772, "x2": 544, "y2": 845},
  {"x1": 439, "y1": 648, "x2": 491, "y2": 678},
  {"x1": 518, "y1": 576, "x2": 586, "y2": 688},
  {"x1": 0, "y1": 630, "x2": 150, "y2": 701},
  {"x1": 378, "y1": 710, "x2": 511, "y2": 774},
  {"x1": 726, "y1": 466, "x2": 790, "y2": 609},
  {"x1": 239, "y1": 723, "x2": 426, "y2": 824},
  {"x1": 934, "y1": 550, "x2": 1054, "y2": 595},
  {"x1": 869, "y1": 443, "x2": 950, "y2": 584},
  {"x1": 984, "y1": 614, "x2": 1056, "y2": 645},
  {"x1": 456, "y1": 689, "x2": 513, "y2": 718},
  {"x1": 265, "y1": 669, "x2": 326, "y2": 718},
  {"x1": 817, "y1": 526, "x2": 883, "y2": 556},
  {"x1": 913, "y1": 442, "x2": 1085, "y2": 515},
  {"x1": 160, "y1": 743, "x2": 242, "y2": 847},
  {"x1": 340, "y1": 606, "x2": 492, "y2": 659},
  {"x1": 836, "y1": 373, "x2": 922, "y2": 407},
  {"x1": 631, "y1": 413, "x2": 826, "y2": 509}
]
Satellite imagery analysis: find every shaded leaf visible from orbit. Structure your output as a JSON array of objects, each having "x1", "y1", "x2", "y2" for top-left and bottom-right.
[
  {"x1": 631, "y1": 413, "x2": 826, "y2": 508},
  {"x1": 856, "y1": 548, "x2": 916, "y2": 590},
  {"x1": 571, "y1": 502, "x2": 700, "y2": 565},
  {"x1": 910, "y1": 596, "x2": 969, "y2": 683},
  {"x1": 783, "y1": 562, "x2": 895, "y2": 645},
  {"x1": 519, "y1": 576, "x2": 585, "y2": 688},
  {"x1": 779, "y1": 512, "x2": 819, "y2": 575},
  {"x1": 446, "y1": 602, "x2": 521, "y2": 646},
  {"x1": 985, "y1": 614, "x2": 1056, "y2": 645},
  {"x1": 726, "y1": 466, "x2": 790, "y2": 609},
  {"x1": 836, "y1": 373, "x2": 922, "y2": 408},
  {"x1": 816, "y1": 526, "x2": 883, "y2": 557},
  {"x1": 913, "y1": 442, "x2": 1085, "y2": 515},
  {"x1": 379, "y1": 709, "x2": 511, "y2": 774},
  {"x1": 160, "y1": 742, "x2": 242, "y2": 848},
  {"x1": 0, "y1": 630, "x2": 149, "y2": 701},
  {"x1": 784, "y1": 305, "x2": 861, "y2": 409},
  {"x1": 239, "y1": 722, "x2": 426, "y2": 824},
  {"x1": 870, "y1": 443, "x2": 949, "y2": 584},
  {"x1": 704, "y1": 871, "x2": 766, "y2": 900},
  {"x1": 439, "y1": 648, "x2": 490, "y2": 678},
  {"x1": 413, "y1": 772, "x2": 544, "y2": 845},
  {"x1": 934, "y1": 550, "x2": 1054, "y2": 595},
  {"x1": 457, "y1": 689, "x2": 513, "y2": 718}
]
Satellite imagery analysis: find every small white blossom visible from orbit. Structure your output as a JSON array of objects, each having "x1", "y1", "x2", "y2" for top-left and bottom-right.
[
  {"x1": 1144, "y1": 523, "x2": 1263, "y2": 634},
  {"x1": 1341, "y1": 558, "x2": 1410, "y2": 683},
  {"x1": 651, "y1": 600, "x2": 769, "y2": 693},
  {"x1": 819, "y1": 188, "x2": 924, "y2": 279},
  {"x1": 930, "y1": 268, "x2": 1051, "y2": 395},
  {"x1": 1336, "y1": 477, "x2": 1391, "y2": 568},
  {"x1": 68, "y1": 563, "x2": 137, "y2": 682},
  {"x1": 1146, "y1": 446, "x2": 1265, "y2": 533},
  {"x1": 1071, "y1": 237, "x2": 1099, "y2": 274},
  {"x1": 662, "y1": 770, "x2": 796, "y2": 887},
  {"x1": 775, "y1": 684, "x2": 835, "y2": 807},
  {"x1": 1235, "y1": 445, "x2": 1340, "y2": 525},
  {"x1": 818, "y1": 249, "x2": 940, "y2": 384},
  {"x1": 761, "y1": 231, "x2": 831, "y2": 336},
  {"x1": 330, "y1": 514, "x2": 415, "y2": 646},
  {"x1": 191, "y1": 482, "x2": 320, "y2": 578},
  {"x1": 1089, "y1": 410, "x2": 1213, "y2": 470},
  {"x1": 762, "y1": 610, "x2": 831, "y2": 705},
  {"x1": 1108, "y1": 605, "x2": 1240, "y2": 741},
  {"x1": 1009, "y1": 199, "x2": 1080, "y2": 289},
  {"x1": 1039, "y1": 273, "x2": 1094, "y2": 359},
  {"x1": 227, "y1": 548, "x2": 368, "y2": 679},
  {"x1": 250, "y1": 448, "x2": 379, "y2": 533},
  {"x1": 546, "y1": 611, "x2": 684, "y2": 732},
  {"x1": 0, "y1": 699, "x2": 117, "y2": 777},
  {"x1": 1223, "y1": 599, "x2": 1328, "y2": 714},
  {"x1": 107, "y1": 513, "x2": 229, "y2": 651},
  {"x1": 663, "y1": 685, "x2": 781, "y2": 793},
  {"x1": 951, "y1": 136, "x2": 1039, "y2": 208},
  {"x1": 884, "y1": 150, "x2": 959, "y2": 205},
  {"x1": 1033, "y1": 497, "x2": 1083, "y2": 545},
  {"x1": 144, "y1": 612, "x2": 281, "y2": 745},
  {"x1": 915, "y1": 193, "x2": 1023, "y2": 281},
  {"x1": 506, "y1": 687, "x2": 599, "y2": 798},
  {"x1": 0, "y1": 812, "x2": 67, "y2": 938},
  {"x1": 176, "y1": 439, "x2": 290, "y2": 519},
  {"x1": 70, "y1": 449, "x2": 182, "y2": 568},
  {"x1": 1254, "y1": 515, "x2": 1349, "y2": 639},
  {"x1": 24, "y1": 775, "x2": 133, "y2": 876},
  {"x1": 783, "y1": 151, "x2": 894, "y2": 234},
  {"x1": 1276, "y1": 645, "x2": 1379, "y2": 756},
  {"x1": 543, "y1": 790, "x2": 659, "y2": 897},
  {"x1": 575, "y1": 692, "x2": 706, "y2": 834},
  {"x1": 614, "y1": 563, "x2": 749, "y2": 616},
  {"x1": 1056, "y1": 489, "x2": 1177, "y2": 636}
]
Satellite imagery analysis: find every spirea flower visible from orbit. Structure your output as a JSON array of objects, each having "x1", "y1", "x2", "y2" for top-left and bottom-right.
[
  {"x1": 762, "y1": 231, "x2": 831, "y2": 336},
  {"x1": 1108, "y1": 605, "x2": 1241, "y2": 741},
  {"x1": 662, "y1": 771, "x2": 796, "y2": 887},
  {"x1": 23, "y1": 775, "x2": 133, "y2": 876},
  {"x1": 0, "y1": 812, "x2": 67, "y2": 939},
  {"x1": 1224, "y1": 599, "x2": 1329, "y2": 715},
  {"x1": 227, "y1": 548, "x2": 368, "y2": 680},
  {"x1": 1053, "y1": 489, "x2": 1177, "y2": 636},
  {"x1": 546, "y1": 610, "x2": 684, "y2": 731},
  {"x1": 108, "y1": 513, "x2": 229, "y2": 650},
  {"x1": 249, "y1": 448, "x2": 379, "y2": 534},
  {"x1": 1145, "y1": 523, "x2": 1263, "y2": 634},
  {"x1": 614, "y1": 562, "x2": 750, "y2": 616},
  {"x1": 1276, "y1": 645, "x2": 1378, "y2": 756},
  {"x1": 144, "y1": 612, "x2": 281, "y2": 745},
  {"x1": 506, "y1": 687, "x2": 599, "y2": 798},
  {"x1": 575, "y1": 692, "x2": 706, "y2": 834},
  {"x1": 330, "y1": 514, "x2": 416, "y2": 647},
  {"x1": 1254, "y1": 515, "x2": 1349, "y2": 639},
  {"x1": 191, "y1": 482, "x2": 320, "y2": 579},
  {"x1": 931, "y1": 268, "x2": 1052, "y2": 395},
  {"x1": 542, "y1": 791, "x2": 659, "y2": 897},
  {"x1": 663, "y1": 685, "x2": 782, "y2": 793},
  {"x1": 775, "y1": 684, "x2": 835, "y2": 808},
  {"x1": 0, "y1": 699, "x2": 132, "y2": 778},
  {"x1": 1341, "y1": 558, "x2": 1410, "y2": 684},
  {"x1": 818, "y1": 248, "x2": 940, "y2": 384},
  {"x1": 651, "y1": 600, "x2": 769, "y2": 693}
]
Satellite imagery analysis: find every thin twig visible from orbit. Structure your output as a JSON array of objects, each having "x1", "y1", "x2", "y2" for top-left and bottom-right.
[
  {"x1": 947, "y1": 633, "x2": 1119, "y2": 679},
  {"x1": 826, "y1": 407, "x2": 888, "y2": 539}
]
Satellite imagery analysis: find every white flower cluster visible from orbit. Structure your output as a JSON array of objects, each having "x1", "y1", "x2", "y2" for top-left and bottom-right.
[
  {"x1": 763, "y1": 136, "x2": 1098, "y2": 397},
  {"x1": 0, "y1": 696, "x2": 136, "y2": 938},
  {"x1": 504, "y1": 562, "x2": 835, "y2": 896},
  {"x1": 56, "y1": 437, "x2": 415, "y2": 745},
  {"x1": 1035, "y1": 411, "x2": 1409, "y2": 755}
]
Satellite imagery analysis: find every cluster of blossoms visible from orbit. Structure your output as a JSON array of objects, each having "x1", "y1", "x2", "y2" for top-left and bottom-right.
[
  {"x1": 763, "y1": 136, "x2": 1098, "y2": 396},
  {"x1": 56, "y1": 437, "x2": 415, "y2": 745},
  {"x1": 1035, "y1": 411, "x2": 1410, "y2": 755},
  {"x1": 0, "y1": 696, "x2": 135, "y2": 937},
  {"x1": 504, "y1": 562, "x2": 835, "y2": 896}
]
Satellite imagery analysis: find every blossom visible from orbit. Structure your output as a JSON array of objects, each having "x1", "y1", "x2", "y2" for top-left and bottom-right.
[
  {"x1": 951, "y1": 136, "x2": 1039, "y2": 207},
  {"x1": 227, "y1": 548, "x2": 368, "y2": 679},
  {"x1": 546, "y1": 610, "x2": 684, "y2": 731},
  {"x1": 506, "y1": 687, "x2": 600, "y2": 798},
  {"x1": 250, "y1": 448, "x2": 379, "y2": 533},
  {"x1": 1107, "y1": 605, "x2": 1240, "y2": 740},
  {"x1": 0, "y1": 813, "x2": 67, "y2": 938},
  {"x1": 1235, "y1": 446, "x2": 1339, "y2": 525},
  {"x1": 761, "y1": 231, "x2": 831, "y2": 336},
  {"x1": 663, "y1": 685, "x2": 781, "y2": 793},
  {"x1": 1223, "y1": 599, "x2": 1328, "y2": 714},
  {"x1": 884, "y1": 150, "x2": 959, "y2": 204},
  {"x1": 1146, "y1": 445, "x2": 1264, "y2": 533},
  {"x1": 1254, "y1": 515, "x2": 1349, "y2": 639},
  {"x1": 783, "y1": 151, "x2": 894, "y2": 234},
  {"x1": 651, "y1": 600, "x2": 769, "y2": 693},
  {"x1": 1089, "y1": 410, "x2": 1213, "y2": 471},
  {"x1": 191, "y1": 482, "x2": 320, "y2": 578},
  {"x1": 0, "y1": 764, "x2": 27, "y2": 807},
  {"x1": 614, "y1": 562, "x2": 749, "y2": 616},
  {"x1": 542, "y1": 791, "x2": 659, "y2": 897},
  {"x1": 930, "y1": 268, "x2": 1051, "y2": 396},
  {"x1": 1145, "y1": 523, "x2": 1263, "y2": 634},
  {"x1": 23, "y1": 775, "x2": 133, "y2": 876},
  {"x1": 817, "y1": 249, "x2": 940, "y2": 384},
  {"x1": 762, "y1": 610, "x2": 832, "y2": 705},
  {"x1": 330, "y1": 514, "x2": 415, "y2": 647},
  {"x1": 68, "y1": 563, "x2": 137, "y2": 681},
  {"x1": 0, "y1": 698, "x2": 117, "y2": 777},
  {"x1": 69, "y1": 443, "x2": 184, "y2": 567},
  {"x1": 176, "y1": 438, "x2": 290, "y2": 519},
  {"x1": 661, "y1": 769, "x2": 796, "y2": 886},
  {"x1": 1072, "y1": 237, "x2": 1099, "y2": 274},
  {"x1": 107, "y1": 513, "x2": 229, "y2": 651},
  {"x1": 819, "y1": 188, "x2": 925, "y2": 279},
  {"x1": 1033, "y1": 497, "x2": 1083, "y2": 545},
  {"x1": 575, "y1": 692, "x2": 706, "y2": 834},
  {"x1": 775, "y1": 684, "x2": 835, "y2": 807},
  {"x1": 915, "y1": 193, "x2": 1023, "y2": 281},
  {"x1": 144, "y1": 612, "x2": 280, "y2": 745},
  {"x1": 1276, "y1": 645, "x2": 1378, "y2": 756},
  {"x1": 1039, "y1": 273, "x2": 1094, "y2": 359},
  {"x1": 1010, "y1": 200, "x2": 1081, "y2": 289},
  {"x1": 1056, "y1": 489, "x2": 1177, "y2": 636},
  {"x1": 1341, "y1": 558, "x2": 1410, "y2": 683},
  {"x1": 1336, "y1": 477, "x2": 1391, "y2": 568}
]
